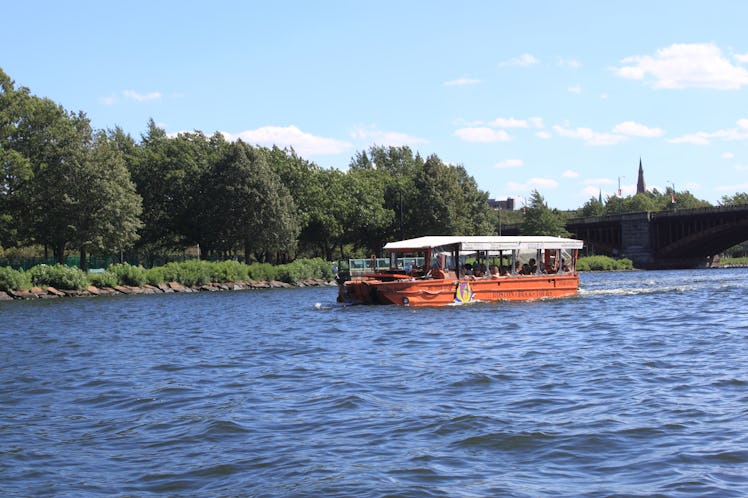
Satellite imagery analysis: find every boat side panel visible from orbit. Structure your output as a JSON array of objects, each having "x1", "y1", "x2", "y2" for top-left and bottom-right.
[{"x1": 343, "y1": 274, "x2": 580, "y2": 306}]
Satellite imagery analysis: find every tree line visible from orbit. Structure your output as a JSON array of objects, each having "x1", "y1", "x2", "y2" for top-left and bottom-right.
[
  {"x1": 0, "y1": 69, "x2": 499, "y2": 268},
  {"x1": 2, "y1": 68, "x2": 746, "y2": 269}
]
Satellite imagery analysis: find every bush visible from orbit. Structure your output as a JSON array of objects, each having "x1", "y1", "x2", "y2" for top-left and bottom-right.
[
  {"x1": 577, "y1": 256, "x2": 633, "y2": 271},
  {"x1": 159, "y1": 262, "x2": 183, "y2": 283},
  {"x1": 28, "y1": 264, "x2": 88, "y2": 290},
  {"x1": 107, "y1": 263, "x2": 147, "y2": 287},
  {"x1": 145, "y1": 266, "x2": 166, "y2": 285},
  {"x1": 87, "y1": 270, "x2": 119, "y2": 288},
  {"x1": 175, "y1": 260, "x2": 213, "y2": 287},
  {"x1": 211, "y1": 260, "x2": 249, "y2": 283},
  {"x1": 0, "y1": 266, "x2": 31, "y2": 291},
  {"x1": 247, "y1": 262, "x2": 276, "y2": 282},
  {"x1": 274, "y1": 258, "x2": 335, "y2": 284}
]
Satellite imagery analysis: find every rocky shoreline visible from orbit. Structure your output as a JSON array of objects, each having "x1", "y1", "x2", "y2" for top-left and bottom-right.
[{"x1": 0, "y1": 278, "x2": 337, "y2": 301}]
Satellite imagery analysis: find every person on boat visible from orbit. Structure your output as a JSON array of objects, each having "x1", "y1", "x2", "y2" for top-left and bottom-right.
[
  {"x1": 473, "y1": 263, "x2": 485, "y2": 278},
  {"x1": 429, "y1": 260, "x2": 447, "y2": 279},
  {"x1": 489, "y1": 265, "x2": 501, "y2": 279},
  {"x1": 521, "y1": 258, "x2": 537, "y2": 275}
]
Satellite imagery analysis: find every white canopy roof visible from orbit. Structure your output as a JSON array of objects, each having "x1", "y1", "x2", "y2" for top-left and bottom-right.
[{"x1": 383, "y1": 235, "x2": 583, "y2": 252}]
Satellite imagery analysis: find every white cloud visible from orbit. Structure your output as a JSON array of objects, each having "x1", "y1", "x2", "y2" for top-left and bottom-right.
[
  {"x1": 613, "y1": 121, "x2": 664, "y2": 137},
  {"x1": 454, "y1": 127, "x2": 511, "y2": 143},
  {"x1": 507, "y1": 178, "x2": 559, "y2": 191},
  {"x1": 123, "y1": 90, "x2": 162, "y2": 102},
  {"x1": 614, "y1": 43, "x2": 748, "y2": 89},
  {"x1": 224, "y1": 125, "x2": 352, "y2": 155},
  {"x1": 536, "y1": 131, "x2": 552, "y2": 139},
  {"x1": 498, "y1": 53, "x2": 539, "y2": 68},
  {"x1": 568, "y1": 84, "x2": 582, "y2": 94},
  {"x1": 583, "y1": 178, "x2": 615, "y2": 185},
  {"x1": 562, "y1": 170, "x2": 579, "y2": 178},
  {"x1": 668, "y1": 119, "x2": 748, "y2": 145},
  {"x1": 735, "y1": 52, "x2": 748, "y2": 64},
  {"x1": 558, "y1": 57, "x2": 582, "y2": 69},
  {"x1": 99, "y1": 95, "x2": 118, "y2": 106},
  {"x1": 495, "y1": 159, "x2": 524, "y2": 168},
  {"x1": 488, "y1": 117, "x2": 529, "y2": 128},
  {"x1": 529, "y1": 117, "x2": 545, "y2": 128},
  {"x1": 582, "y1": 185, "x2": 604, "y2": 197},
  {"x1": 350, "y1": 125, "x2": 429, "y2": 147},
  {"x1": 667, "y1": 131, "x2": 716, "y2": 145},
  {"x1": 722, "y1": 152, "x2": 735, "y2": 159},
  {"x1": 553, "y1": 125, "x2": 628, "y2": 146},
  {"x1": 443, "y1": 77, "x2": 481, "y2": 87},
  {"x1": 716, "y1": 182, "x2": 748, "y2": 191},
  {"x1": 736, "y1": 164, "x2": 748, "y2": 172}
]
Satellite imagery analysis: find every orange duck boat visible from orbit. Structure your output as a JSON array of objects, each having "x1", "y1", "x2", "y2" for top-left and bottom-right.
[{"x1": 336, "y1": 236, "x2": 584, "y2": 306}]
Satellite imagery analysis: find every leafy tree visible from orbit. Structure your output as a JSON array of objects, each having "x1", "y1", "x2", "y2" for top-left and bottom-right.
[
  {"x1": 720, "y1": 192, "x2": 748, "y2": 206},
  {"x1": 350, "y1": 146, "x2": 423, "y2": 244},
  {"x1": 577, "y1": 196, "x2": 605, "y2": 217},
  {"x1": 202, "y1": 141, "x2": 299, "y2": 263},
  {"x1": 300, "y1": 168, "x2": 348, "y2": 260},
  {"x1": 0, "y1": 69, "x2": 33, "y2": 247},
  {"x1": 73, "y1": 131, "x2": 142, "y2": 270},
  {"x1": 130, "y1": 121, "x2": 221, "y2": 258},
  {"x1": 342, "y1": 168, "x2": 393, "y2": 255},
  {"x1": 521, "y1": 190, "x2": 569, "y2": 236},
  {"x1": 24, "y1": 101, "x2": 91, "y2": 262}
]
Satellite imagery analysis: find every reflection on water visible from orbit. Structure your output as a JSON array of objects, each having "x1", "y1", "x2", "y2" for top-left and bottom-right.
[{"x1": 1, "y1": 269, "x2": 748, "y2": 496}]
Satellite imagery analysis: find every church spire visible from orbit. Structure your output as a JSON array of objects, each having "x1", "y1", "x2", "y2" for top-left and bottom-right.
[{"x1": 636, "y1": 158, "x2": 646, "y2": 194}]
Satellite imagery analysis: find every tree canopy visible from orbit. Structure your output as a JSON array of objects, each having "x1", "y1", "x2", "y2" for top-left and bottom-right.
[{"x1": 1, "y1": 67, "x2": 745, "y2": 266}]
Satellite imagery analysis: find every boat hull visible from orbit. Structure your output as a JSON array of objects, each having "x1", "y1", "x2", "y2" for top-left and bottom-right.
[{"x1": 338, "y1": 274, "x2": 580, "y2": 306}]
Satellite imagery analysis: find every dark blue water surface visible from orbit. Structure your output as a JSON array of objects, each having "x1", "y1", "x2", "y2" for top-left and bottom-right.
[{"x1": 1, "y1": 269, "x2": 747, "y2": 497}]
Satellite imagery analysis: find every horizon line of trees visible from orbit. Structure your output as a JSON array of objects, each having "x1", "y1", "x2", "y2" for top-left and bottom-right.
[{"x1": 2, "y1": 68, "x2": 747, "y2": 269}]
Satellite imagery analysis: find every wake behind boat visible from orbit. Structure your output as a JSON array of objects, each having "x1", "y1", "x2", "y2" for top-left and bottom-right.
[{"x1": 336, "y1": 235, "x2": 584, "y2": 306}]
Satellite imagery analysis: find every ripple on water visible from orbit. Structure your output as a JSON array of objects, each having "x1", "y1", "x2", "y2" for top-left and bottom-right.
[{"x1": 2, "y1": 275, "x2": 748, "y2": 496}]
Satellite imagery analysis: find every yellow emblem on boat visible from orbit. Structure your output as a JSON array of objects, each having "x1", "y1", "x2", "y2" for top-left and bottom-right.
[{"x1": 454, "y1": 281, "x2": 473, "y2": 303}]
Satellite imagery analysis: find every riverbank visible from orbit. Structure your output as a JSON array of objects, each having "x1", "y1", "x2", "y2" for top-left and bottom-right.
[{"x1": 0, "y1": 278, "x2": 337, "y2": 301}]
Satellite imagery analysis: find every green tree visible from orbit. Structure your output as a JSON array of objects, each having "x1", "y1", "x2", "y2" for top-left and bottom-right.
[
  {"x1": 130, "y1": 121, "x2": 220, "y2": 259},
  {"x1": 0, "y1": 69, "x2": 33, "y2": 247},
  {"x1": 202, "y1": 141, "x2": 299, "y2": 263},
  {"x1": 301, "y1": 168, "x2": 348, "y2": 260},
  {"x1": 343, "y1": 168, "x2": 394, "y2": 255},
  {"x1": 24, "y1": 101, "x2": 91, "y2": 262},
  {"x1": 73, "y1": 131, "x2": 142, "y2": 270},
  {"x1": 522, "y1": 190, "x2": 569, "y2": 236},
  {"x1": 720, "y1": 192, "x2": 748, "y2": 206},
  {"x1": 577, "y1": 196, "x2": 605, "y2": 217}
]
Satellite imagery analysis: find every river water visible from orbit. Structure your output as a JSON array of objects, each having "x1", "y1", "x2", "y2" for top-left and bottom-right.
[{"x1": 1, "y1": 269, "x2": 747, "y2": 497}]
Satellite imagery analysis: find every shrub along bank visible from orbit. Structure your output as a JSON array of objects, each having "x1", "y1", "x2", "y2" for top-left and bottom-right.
[
  {"x1": 576, "y1": 256, "x2": 634, "y2": 271},
  {"x1": 0, "y1": 258, "x2": 335, "y2": 296}
]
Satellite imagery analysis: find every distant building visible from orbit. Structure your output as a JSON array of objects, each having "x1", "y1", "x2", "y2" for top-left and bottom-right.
[
  {"x1": 488, "y1": 197, "x2": 515, "y2": 210},
  {"x1": 637, "y1": 158, "x2": 646, "y2": 194}
]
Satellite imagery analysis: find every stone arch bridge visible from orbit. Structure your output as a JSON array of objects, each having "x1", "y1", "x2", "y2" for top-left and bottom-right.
[{"x1": 565, "y1": 205, "x2": 748, "y2": 269}]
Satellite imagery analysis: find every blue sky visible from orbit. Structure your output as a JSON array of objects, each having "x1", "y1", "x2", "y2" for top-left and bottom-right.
[{"x1": 4, "y1": 1, "x2": 748, "y2": 209}]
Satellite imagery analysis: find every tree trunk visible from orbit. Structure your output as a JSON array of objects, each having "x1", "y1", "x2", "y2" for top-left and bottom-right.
[
  {"x1": 53, "y1": 243, "x2": 66, "y2": 265},
  {"x1": 244, "y1": 240, "x2": 251, "y2": 264},
  {"x1": 80, "y1": 246, "x2": 88, "y2": 272}
]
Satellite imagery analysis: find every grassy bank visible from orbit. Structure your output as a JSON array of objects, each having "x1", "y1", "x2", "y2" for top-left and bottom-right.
[
  {"x1": 717, "y1": 257, "x2": 748, "y2": 267},
  {"x1": 0, "y1": 258, "x2": 335, "y2": 292},
  {"x1": 576, "y1": 256, "x2": 634, "y2": 271}
]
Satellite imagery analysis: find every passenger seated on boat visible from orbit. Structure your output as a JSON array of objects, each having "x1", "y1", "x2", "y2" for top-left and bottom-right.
[
  {"x1": 473, "y1": 263, "x2": 485, "y2": 278},
  {"x1": 489, "y1": 265, "x2": 501, "y2": 278},
  {"x1": 520, "y1": 258, "x2": 537, "y2": 275},
  {"x1": 544, "y1": 260, "x2": 559, "y2": 274},
  {"x1": 429, "y1": 261, "x2": 447, "y2": 279}
]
